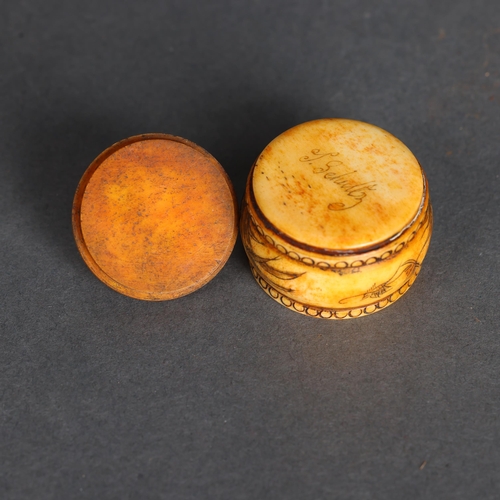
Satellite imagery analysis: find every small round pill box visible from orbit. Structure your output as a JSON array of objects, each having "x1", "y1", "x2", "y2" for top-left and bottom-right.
[
  {"x1": 73, "y1": 120, "x2": 432, "y2": 319},
  {"x1": 240, "y1": 118, "x2": 432, "y2": 319}
]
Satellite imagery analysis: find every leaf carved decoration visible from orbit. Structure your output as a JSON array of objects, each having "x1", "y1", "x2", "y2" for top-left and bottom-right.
[
  {"x1": 241, "y1": 204, "x2": 305, "y2": 293},
  {"x1": 340, "y1": 259, "x2": 420, "y2": 305}
]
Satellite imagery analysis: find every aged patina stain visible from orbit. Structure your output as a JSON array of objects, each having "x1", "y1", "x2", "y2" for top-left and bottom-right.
[{"x1": 73, "y1": 134, "x2": 238, "y2": 300}]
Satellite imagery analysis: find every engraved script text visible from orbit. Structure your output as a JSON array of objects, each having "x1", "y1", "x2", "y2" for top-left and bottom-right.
[{"x1": 299, "y1": 149, "x2": 377, "y2": 210}]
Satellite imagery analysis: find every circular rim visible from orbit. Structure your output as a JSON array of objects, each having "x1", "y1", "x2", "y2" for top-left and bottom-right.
[
  {"x1": 249, "y1": 118, "x2": 428, "y2": 256},
  {"x1": 72, "y1": 133, "x2": 238, "y2": 300}
]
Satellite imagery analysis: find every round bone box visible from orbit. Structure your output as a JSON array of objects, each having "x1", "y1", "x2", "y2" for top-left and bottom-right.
[{"x1": 241, "y1": 118, "x2": 432, "y2": 319}]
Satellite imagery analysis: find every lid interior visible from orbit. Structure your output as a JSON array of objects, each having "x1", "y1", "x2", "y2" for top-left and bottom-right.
[{"x1": 73, "y1": 134, "x2": 238, "y2": 300}]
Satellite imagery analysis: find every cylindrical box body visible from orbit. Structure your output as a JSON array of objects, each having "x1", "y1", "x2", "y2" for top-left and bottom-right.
[{"x1": 241, "y1": 119, "x2": 432, "y2": 319}]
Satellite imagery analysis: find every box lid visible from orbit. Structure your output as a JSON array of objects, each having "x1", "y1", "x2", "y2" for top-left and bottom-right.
[
  {"x1": 72, "y1": 134, "x2": 238, "y2": 300},
  {"x1": 251, "y1": 118, "x2": 425, "y2": 253}
]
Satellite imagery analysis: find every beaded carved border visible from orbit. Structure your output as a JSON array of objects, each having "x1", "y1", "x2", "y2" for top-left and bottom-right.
[
  {"x1": 243, "y1": 201, "x2": 432, "y2": 272},
  {"x1": 249, "y1": 262, "x2": 421, "y2": 320}
]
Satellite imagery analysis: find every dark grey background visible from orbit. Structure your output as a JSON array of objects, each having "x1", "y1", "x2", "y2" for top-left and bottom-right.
[{"x1": 1, "y1": 0, "x2": 499, "y2": 498}]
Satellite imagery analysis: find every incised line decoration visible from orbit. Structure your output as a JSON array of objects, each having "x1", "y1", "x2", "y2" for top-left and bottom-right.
[
  {"x1": 241, "y1": 204, "x2": 305, "y2": 294},
  {"x1": 243, "y1": 201, "x2": 432, "y2": 272},
  {"x1": 250, "y1": 262, "x2": 421, "y2": 320}
]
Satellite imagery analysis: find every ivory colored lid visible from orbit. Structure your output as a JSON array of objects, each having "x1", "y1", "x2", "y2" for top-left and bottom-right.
[
  {"x1": 72, "y1": 134, "x2": 238, "y2": 300},
  {"x1": 252, "y1": 118, "x2": 425, "y2": 252}
]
